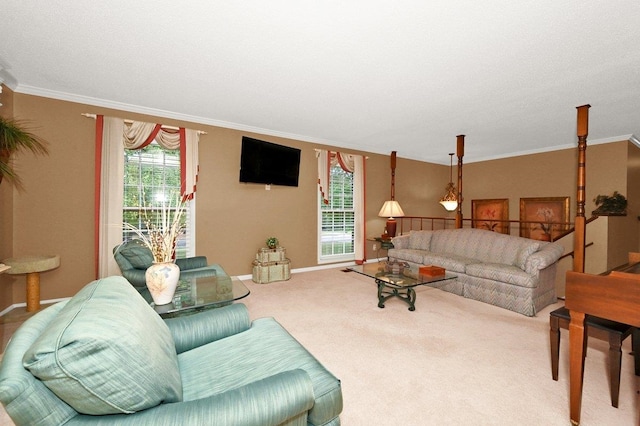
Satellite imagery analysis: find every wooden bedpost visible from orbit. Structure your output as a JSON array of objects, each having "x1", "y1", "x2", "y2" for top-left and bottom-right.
[
  {"x1": 573, "y1": 105, "x2": 590, "y2": 273},
  {"x1": 455, "y1": 135, "x2": 465, "y2": 229}
]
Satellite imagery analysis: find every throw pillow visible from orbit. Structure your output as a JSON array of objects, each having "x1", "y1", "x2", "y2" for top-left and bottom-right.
[
  {"x1": 408, "y1": 230, "x2": 433, "y2": 251},
  {"x1": 23, "y1": 276, "x2": 182, "y2": 415},
  {"x1": 118, "y1": 240, "x2": 154, "y2": 269}
]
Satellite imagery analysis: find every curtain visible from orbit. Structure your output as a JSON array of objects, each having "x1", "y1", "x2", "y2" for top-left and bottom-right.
[
  {"x1": 94, "y1": 116, "x2": 200, "y2": 278},
  {"x1": 316, "y1": 149, "x2": 366, "y2": 263}
]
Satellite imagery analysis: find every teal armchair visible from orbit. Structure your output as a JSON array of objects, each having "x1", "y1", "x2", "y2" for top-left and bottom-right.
[{"x1": 0, "y1": 277, "x2": 343, "y2": 425}]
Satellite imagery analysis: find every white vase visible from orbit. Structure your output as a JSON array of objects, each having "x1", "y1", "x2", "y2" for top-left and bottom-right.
[{"x1": 145, "y1": 262, "x2": 180, "y2": 305}]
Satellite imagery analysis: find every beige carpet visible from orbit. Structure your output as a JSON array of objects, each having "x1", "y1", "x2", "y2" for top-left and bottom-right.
[
  {"x1": 241, "y1": 267, "x2": 638, "y2": 425},
  {"x1": 1, "y1": 267, "x2": 638, "y2": 425}
]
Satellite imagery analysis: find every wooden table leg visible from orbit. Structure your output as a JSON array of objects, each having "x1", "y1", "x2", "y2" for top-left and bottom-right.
[
  {"x1": 25, "y1": 271, "x2": 41, "y2": 312},
  {"x1": 569, "y1": 310, "x2": 587, "y2": 425},
  {"x1": 608, "y1": 333, "x2": 623, "y2": 408},
  {"x1": 550, "y1": 315, "x2": 560, "y2": 380}
]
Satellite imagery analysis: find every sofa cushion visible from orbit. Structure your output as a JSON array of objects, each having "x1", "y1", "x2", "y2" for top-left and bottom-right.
[
  {"x1": 422, "y1": 252, "x2": 475, "y2": 274},
  {"x1": 429, "y1": 228, "x2": 538, "y2": 267},
  {"x1": 118, "y1": 240, "x2": 154, "y2": 269},
  {"x1": 23, "y1": 276, "x2": 182, "y2": 415},
  {"x1": 389, "y1": 249, "x2": 427, "y2": 265},
  {"x1": 465, "y1": 262, "x2": 538, "y2": 288},
  {"x1": 408, "y1": 230, "x2": 433, "y2": 251},
  {"x1": 178, "y1": 317, "x2": 342, "y2": 426}
]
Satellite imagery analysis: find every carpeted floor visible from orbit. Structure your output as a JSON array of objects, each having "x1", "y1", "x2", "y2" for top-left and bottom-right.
[
  {"x1": 1, "y1": 266, "x2": 638, "y2": 425},
  {"x1": 240, "y1": 267, "x2": 638, "y2": 425}
]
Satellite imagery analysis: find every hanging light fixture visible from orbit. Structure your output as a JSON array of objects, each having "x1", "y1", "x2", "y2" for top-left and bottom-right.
[{"x1": 439, "y1": 153, "x2": 458, "y2": 211}]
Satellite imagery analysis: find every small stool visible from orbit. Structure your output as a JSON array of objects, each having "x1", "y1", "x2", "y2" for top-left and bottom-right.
[
  {"x1": 2, "y1": 255, "x2": 60, "y2": 312},
  {"x1": 550, "y1": 306, "x2": 638, "y2": 408}
]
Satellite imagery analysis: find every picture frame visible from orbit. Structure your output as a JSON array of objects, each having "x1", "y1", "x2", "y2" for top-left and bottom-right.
[
  {"x1": 471, "y1": 199, "x2": 510, "y2": 234},
  {"x1": 519, "y1": 197, "x2": 570, "y2": 241}
]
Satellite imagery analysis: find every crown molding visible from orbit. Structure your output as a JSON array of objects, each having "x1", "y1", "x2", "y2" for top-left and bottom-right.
[
  {"x1": 13, "y1": 84, "x2": 640, "y2": 165},
  {"x1": 15, "y1": 84, "x2": 342, "y2": 144}
]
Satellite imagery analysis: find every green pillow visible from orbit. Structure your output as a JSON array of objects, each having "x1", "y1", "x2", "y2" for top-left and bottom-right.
[
  {"x1": 23, "y1": 276, "x2": 182, "y2": 415},
  {"x1": 119, "y1": 240, "x2": 154, "y2": 269}
]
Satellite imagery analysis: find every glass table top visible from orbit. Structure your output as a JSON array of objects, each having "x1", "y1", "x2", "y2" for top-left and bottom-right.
[
  {"x1": 152, "y1": 272, "x2": 250, "y2": 317},
  {"x1": 348, "y1": 262, "x2": 457, "y2": 288}
]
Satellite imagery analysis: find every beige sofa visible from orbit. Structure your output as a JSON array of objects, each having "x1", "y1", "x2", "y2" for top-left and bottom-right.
[{"x1": 388, "y1": 228, "x2": 564, "y2": 316}]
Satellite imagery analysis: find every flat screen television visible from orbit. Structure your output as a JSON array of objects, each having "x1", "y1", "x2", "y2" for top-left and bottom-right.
[{"x1": 239, "y1": 137, "x2": 301, "y2": 187}]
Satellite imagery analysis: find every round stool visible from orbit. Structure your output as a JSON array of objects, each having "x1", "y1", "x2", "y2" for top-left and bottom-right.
[{"x1": 3, "y1": 255, "x2": 60, "y2": 312}]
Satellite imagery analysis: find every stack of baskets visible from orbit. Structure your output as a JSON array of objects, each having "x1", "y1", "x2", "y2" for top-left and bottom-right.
[{"x1": 252, "y1": 247, "x2": 291, "y2": 283}]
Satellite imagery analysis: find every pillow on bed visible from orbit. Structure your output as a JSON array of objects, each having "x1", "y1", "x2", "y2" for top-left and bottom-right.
[{"x1": 23, "y1": 276, "x2": 182, "y2": 415}]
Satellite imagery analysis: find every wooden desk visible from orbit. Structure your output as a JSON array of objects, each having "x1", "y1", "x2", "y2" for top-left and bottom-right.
[{"x1": 565, "y1": 262, "x2": 640, "y2": 425}]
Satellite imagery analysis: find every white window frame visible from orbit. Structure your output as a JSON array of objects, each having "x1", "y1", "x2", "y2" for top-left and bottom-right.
[
  {"x1": 122, "y1": 142, "x2": 195, "y2": 258},
  {"x1": 318, "y1": 163, "x2": 355, "y2": 263}
]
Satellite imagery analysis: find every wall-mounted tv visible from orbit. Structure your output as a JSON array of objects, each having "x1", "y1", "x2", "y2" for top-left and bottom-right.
[{"x1": 239, "y1": 136, "x2": 301, "y2": 187}]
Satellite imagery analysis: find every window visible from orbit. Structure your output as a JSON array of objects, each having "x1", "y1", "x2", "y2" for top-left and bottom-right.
[
  {"x1": 123, "y1": 142, "x2": 194, "y2": 258},
  {"x1": 319, "y1": 163, "x2": 355, "y2": 262}
]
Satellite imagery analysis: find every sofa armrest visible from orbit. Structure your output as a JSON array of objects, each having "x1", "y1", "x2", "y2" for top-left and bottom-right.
[
  {"x1": 391, "y1": 234, "x2": 410, "y2": 249},
  {"x1": 163, "y1": 303, "x2": 251, "y2": 353},
  {"x1": 524, "y1": 242, "x2": 564, "y2": 274},
  {"x1": 176, "y1": 256, "x2": 208, "y2": 270},
  {"x1": 66, "y1": 369, "x2": 315, "y2": 426}
]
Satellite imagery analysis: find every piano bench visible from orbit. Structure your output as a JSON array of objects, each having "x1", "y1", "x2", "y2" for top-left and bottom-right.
[{"x1": 550, "y1": 306, "x2": 638, "y2": 408}]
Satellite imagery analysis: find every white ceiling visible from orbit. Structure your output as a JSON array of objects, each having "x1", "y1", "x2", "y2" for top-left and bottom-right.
[{"x1": 1, "y1": 1, "x2": 639, "y2": 164}]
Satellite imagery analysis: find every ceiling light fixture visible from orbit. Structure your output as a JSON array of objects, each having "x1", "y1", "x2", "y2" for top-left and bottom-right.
[{"x1": 439, "y1": 153, "x2": 458, "y2": 211}]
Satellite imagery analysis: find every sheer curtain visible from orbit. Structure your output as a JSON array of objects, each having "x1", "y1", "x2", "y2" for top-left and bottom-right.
[
  {"x1": 316, "y1": 150, "x2": 366, "y2": 262},
  {"x1": 94, "y1": 116, "x2": 199, "y2": 278}
]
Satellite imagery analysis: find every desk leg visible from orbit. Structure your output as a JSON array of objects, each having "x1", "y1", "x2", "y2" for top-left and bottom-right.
[
  {"x1": 25, "y1": 272, "x2": 41, "y2": 312},
  {"x1": 569, "y1": 310, "x2": 587, "y2": 425},
  {"x1": 550, "y1": 316, "x2": 560, "y2": 380}
]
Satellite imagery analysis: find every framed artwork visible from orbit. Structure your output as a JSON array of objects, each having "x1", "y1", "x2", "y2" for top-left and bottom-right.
[
  {"x1": 519, "y1": 197, "x2": 570, "y2": 241},
  {"x1": 471, "y1": 199, "x2": 510, "y2": 234}
]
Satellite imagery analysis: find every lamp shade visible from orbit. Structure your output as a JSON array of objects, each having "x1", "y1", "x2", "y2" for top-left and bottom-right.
[
  {"x1": 378, "y1": 200, "x2": 405, "y2": 218},
  {"x1": 439, "y1": 199, "x2": 458, "y2": 211}
]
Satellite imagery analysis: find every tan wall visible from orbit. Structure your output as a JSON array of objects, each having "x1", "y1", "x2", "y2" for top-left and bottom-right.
[
  {"x1": 0, "y1": 85, "x2": 16, "y2": 313},
  {"x1": 464, "y1": 143, "x2": 628, "y2": 227},
  {"x1": 626, "y1": 142, "x2": 640, "y2": 259},
  {"x1": 464, "y1": 141, "x2": 636, "y2": 270},
  {"x1": 0, "y1": 93, "x2": 446, "y2": 308},
  {"x1": 1, "y1": 91, "x2": 636, "y2": 310}
]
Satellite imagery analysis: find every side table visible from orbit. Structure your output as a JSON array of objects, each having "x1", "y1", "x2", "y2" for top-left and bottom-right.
[
  {"x1": 368, "y1": 237, "x2": 394, "y2": 259},
  {"x1": 2, "y1": 255, "x2": 60, "y2": 312}
]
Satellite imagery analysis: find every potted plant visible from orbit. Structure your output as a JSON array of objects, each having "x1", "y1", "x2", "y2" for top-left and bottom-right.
[
  {"x1": 593, "y1": 191, "x2": 627, "y2": 216},
  {"x1": 122, "y1": 192, "x2": 187, "y2": 305},
  {"x1": 266, "y1": 237, "x2": 279, "y2": 249},
  {"x1": 0, "y1": 116, "x2": 49, "y2": 189}
]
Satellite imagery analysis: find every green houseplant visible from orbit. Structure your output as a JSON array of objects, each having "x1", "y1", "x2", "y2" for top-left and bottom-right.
[
  {"x1": 0, "y1": 116, "x2": 49, "y2": 189},
  {"x1": 592, "y1": 191, "x2": 627, "y2": 216},
  {"x1": 266, "y1": 237, "x2": 279, "y2": 249}
]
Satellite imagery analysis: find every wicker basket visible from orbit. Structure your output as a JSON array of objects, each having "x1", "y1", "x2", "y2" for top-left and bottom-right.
[
  {"x1": 252, "y1": 259, "x2": 291, "y2": 283},
  {"x1": 256, "y1": 247, "x2": 287, "y2": 263}
]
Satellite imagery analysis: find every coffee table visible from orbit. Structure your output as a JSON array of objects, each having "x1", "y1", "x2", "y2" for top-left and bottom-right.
[
  {"x1": 348, "y1": 263, "x2": 456, "y2": 311},
  {"x1": 152, "y1": 272, "x2": 250, "y2": 317}
]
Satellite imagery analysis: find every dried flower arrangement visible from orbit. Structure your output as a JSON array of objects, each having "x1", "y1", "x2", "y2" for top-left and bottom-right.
[{"x1": 123, "y1": 192, "x2": 187, "y2": 263}]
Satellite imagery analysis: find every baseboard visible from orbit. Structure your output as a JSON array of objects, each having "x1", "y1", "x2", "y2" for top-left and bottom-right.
[
  {"x1": 0, "y1": 297, "x2": 71, "y2": 317},
  {"x1": 1, "y1": 261, "x2": 375, "y2": 315},
  {"x1": 236, "y1": 260, "x2": 363, "y2": 281}
]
